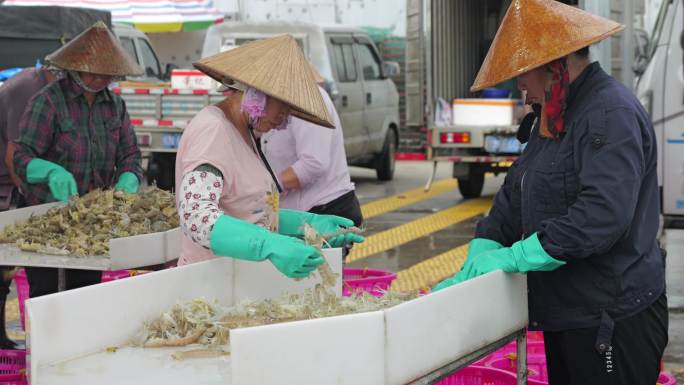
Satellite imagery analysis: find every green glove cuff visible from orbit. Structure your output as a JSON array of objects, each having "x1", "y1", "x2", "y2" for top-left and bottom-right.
[
  {"x1": 512, "y1": 233, "x2": 566, "y2": 272},
  {"x1": 115, "y1": 172, "x2": 140, "y2": 194},
  {"x1": 209, "y1": 215, "x2": 268, "y2": 261},
  {"x1": 468, "y1": 238, "x2": 504, "y2": 258}
]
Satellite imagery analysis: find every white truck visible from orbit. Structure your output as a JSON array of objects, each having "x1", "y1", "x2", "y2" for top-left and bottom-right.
[
  {"x1": 406, "y1": 0, "x2": 525, "y2": 199},
  {"x1": 635, "y1": 0, "x2": 684, "y2": 225}
]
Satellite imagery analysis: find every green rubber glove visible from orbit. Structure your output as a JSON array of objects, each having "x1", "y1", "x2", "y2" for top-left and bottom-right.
[
  {"x1": 26, "y1": 158, "x2": 78, "y2": 202},
  {"x1": 432, "y1": 238, "x2": 503, "y2": 292},
  {"x1": 452, "y1": 233, "x2": 565, "y2": 284},
  {"x1": 114, "y1": 172, "x2": 140, "y2": 194},
  {"x1": 279, "y1": 209, "x2": 364, "y2": 248},
  {"x1": 210, "y1": 214, "x2": 324, "y2": 278}
]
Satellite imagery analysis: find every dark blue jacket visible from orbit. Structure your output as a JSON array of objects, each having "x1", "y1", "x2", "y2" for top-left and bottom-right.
[{"x1": 475, "y1": 62, "x2": 665, "y2": 332}]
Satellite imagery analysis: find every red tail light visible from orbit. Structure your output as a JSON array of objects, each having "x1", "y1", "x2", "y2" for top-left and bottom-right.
[{"x1": 440, "y1": 132, "x2": 471, "y2": 144}]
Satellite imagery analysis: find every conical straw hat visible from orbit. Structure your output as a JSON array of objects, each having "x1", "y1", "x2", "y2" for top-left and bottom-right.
[
  {"x1": 194, "y1": 35, "x2": 333, "y2": 128},
  {"x1": 471, "y1": 0, "x2": 624, "y2": 92},
  {"x1": 45, "y1": 21, "x2": 143, "y2": 77}
]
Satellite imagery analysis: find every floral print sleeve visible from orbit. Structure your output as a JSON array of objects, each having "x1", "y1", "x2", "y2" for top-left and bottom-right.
[{"x1": 178, "y1": 164, "x2": 224, "y2": 249}]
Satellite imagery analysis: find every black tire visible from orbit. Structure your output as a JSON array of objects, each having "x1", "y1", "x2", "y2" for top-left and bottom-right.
[
  {"x1": 376, "y1": 128, "x2": 397, "y2": 181},
  {"x1": 147, "y1": 153, "x2": 176, "y2": 191},
  {"x1": 457, "y1": 171, "x2": 484, "y2": 199}
]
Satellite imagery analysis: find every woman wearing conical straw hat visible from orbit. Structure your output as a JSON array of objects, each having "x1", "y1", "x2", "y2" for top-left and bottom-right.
[
  {"x1": 433, "y1": 1, "x2": 667, "y2": 383},
  {"x1": 174, "y1": 35, "x2": 364, "y2": 278},
  {"x1": 12, "y1": 22, "x2": 144, "y2": 298}
]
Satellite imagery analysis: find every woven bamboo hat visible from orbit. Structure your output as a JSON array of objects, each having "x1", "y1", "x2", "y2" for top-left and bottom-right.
[
  {"x1": 471, "y1": 0, "x2": 624, "y2": 92},
  {"x1": 194, "y1": 35, "x2": 333, "y2": 128},
  {"x1": 45, "y1": 21, "x2": 143, "y2": 77}
]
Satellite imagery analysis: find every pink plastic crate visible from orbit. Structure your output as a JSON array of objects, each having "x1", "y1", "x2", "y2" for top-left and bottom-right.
[
  {"x1": 101, "y1": 270, "x2": 132, "y2": 282},
  {"x1": 13, "y1": 271, "x2": 28, "y2": 331},
  {"x1": 434, "y1": 366, "x2": 517, "y2": 385},
  {"x1": 342, "y1": 268, "x2": 396, "y2": 297},
  {"x1": 495, "y1": 340, "x2": 546, "y2": 358},
  {"x1": 486, "y1": 353, "x2": 548, "y2": 383},
  {"x1": 659, "y1": 372, "x2": 677, "y2": 385},
  {"x1": 0, "y1": 350, "x2": 26, "y2": 384}
]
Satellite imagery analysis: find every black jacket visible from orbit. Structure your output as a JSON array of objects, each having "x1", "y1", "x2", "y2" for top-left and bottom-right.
[{"x1": 475, "y1": 62, "x2": 665, "y2": 332}]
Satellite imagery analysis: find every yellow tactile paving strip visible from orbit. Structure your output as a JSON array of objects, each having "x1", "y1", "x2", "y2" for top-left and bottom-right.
[
  {"x1": 391, "y1": 244, "x2": 469, "y2": 292},
  {"x1": 360, "y1": 178, "x2": 458, "y2": 219},
  {"x1": 347, "y1": 197, "x2": 491, "y2": 263}
]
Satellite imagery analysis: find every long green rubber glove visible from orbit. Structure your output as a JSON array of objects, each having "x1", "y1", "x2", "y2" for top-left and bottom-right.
[
  {"x1": 432, "y1": 238, "x2": 503, "y2": 292},
  {"x1": 210, "y1": 214, "x2": 324, "y2": 278},
  {"x1": 114, "y1": 172, "x2": 140, "y2": 194},
  {"x1": 279, "y1": 209, "x2": 364, "y2": 248},
  {"x1": 26, "y1": 158, "x2": 78, "y2": 202},
  {"x1": 446, "y1": 233, "x2": 566, "y2": 287}
]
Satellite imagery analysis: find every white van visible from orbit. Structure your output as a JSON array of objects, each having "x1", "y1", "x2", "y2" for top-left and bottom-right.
[{"x1": 202, "y1": 21, "x2": 401, "y2": 180}]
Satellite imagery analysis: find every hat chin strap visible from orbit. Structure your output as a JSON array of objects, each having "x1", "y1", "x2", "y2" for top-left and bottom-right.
[{"x1": 69, "y1": 71, "x2": 107, "y2": 93}]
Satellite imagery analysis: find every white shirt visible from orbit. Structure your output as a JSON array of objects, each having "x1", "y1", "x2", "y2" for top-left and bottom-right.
[{"x1": 262, "y1": 86, "x2": 355, "y2": 211}]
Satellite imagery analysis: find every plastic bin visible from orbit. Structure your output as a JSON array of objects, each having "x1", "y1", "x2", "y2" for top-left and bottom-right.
[
  {"x1": 13, "y1": 271, "x2": 28, "y2": 331},
  {"x1": 342, "y1": 268, "x2": 396, "y2": 297},
  {"x1": 0, "y1": 349, "x2": 26, "y2": 384},
  {"x1": 481, "y1": 88, "x2": 511, "y2": 98},
  {"x1": 658, "y1": 371, "x2": 677, "y2": 385},
  {"x1": 434, "y1": 366, "x2": 517, "y2": 385},
  {"x1": 486, "y1": 353, "x2": 548, "y2": 383}
]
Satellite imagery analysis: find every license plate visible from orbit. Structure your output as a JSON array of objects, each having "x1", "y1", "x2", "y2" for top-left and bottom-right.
[{"x1": 161, "y1": 133, "x2": 182, "y2": 149}]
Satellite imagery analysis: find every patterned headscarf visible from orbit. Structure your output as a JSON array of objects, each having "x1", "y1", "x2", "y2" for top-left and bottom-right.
[
  {"x1": 539, "y1": 58, "x2": 570, "y2": 139},
  {"x1": 240, "y1": 87, "x2": 290, "y2": 131}
]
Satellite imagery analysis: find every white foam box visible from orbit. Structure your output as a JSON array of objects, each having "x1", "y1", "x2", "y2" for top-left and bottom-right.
[
  {"x1": 452, "y1": 98, "x2": 523, "y2": 126},
  {"x1": 0, "y1": 202, "x2": 180, "y2": 270},
  {"x1": 26, "y1": 255, "x2": 526, "y2": 385},
  {"x1": 170, "y1": 69, "x2": 220, "y2": 90}
]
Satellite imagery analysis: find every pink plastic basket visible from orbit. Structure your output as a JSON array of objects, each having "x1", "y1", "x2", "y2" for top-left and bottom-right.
[
  {"x1": 486, "y1": 353, "x2": 548, "y2": 383},
  {"x1": 0, "y1": 350, "x2": 26, "y2": 384},
  {"x1": 13, "y1": 270, "x2": 28, "y2": 331},
  {"x1": 658, "y1": 372, "x2": 677, "y2": 385},
  {"x1": 494, "y1": 340, "x2": 546, "y2": 358},
  {"x1": 434, "y1": 366, "x2": 517, "y2": 385},
  {"x1": 101, "y1": 270, "x2": 133, "y2": 282},
  {"x1": 342, "y1": 268, "x2": 396, "y2": 297}
]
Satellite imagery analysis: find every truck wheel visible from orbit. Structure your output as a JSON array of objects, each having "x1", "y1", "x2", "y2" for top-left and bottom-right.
[
  {"x1": 148, "y1": 153, "x2": 176, "y2": 191},
  {"x1": 457, "y1": 171, "x2": 484, "y2": 199},
  {"x1": 376, "y1": 128, "x2": 397, "y2": 181}
]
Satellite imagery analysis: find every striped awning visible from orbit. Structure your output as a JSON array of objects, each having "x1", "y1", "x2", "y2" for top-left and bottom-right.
[{"x1": 1, "y1": 0, "x2": 224, "y2": 32}]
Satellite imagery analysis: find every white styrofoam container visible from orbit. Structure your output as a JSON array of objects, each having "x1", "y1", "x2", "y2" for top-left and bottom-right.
[
  {"x1": 452, "y1": 98, "x2": 523, "y2": 126},
  {"x1": 170, "y1": 69, "x2": 221, "y2": 90},
  {"x1": 26, "y1": 256, "x2": 526, "y2": 385},
  {"x1": 0, "y1": 202, "x2": 181, "y2": 270}
]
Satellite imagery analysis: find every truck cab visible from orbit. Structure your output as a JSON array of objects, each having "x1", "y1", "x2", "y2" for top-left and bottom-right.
[{"x1": 635, "y1": 0, "x2": 684, "y2": 223}]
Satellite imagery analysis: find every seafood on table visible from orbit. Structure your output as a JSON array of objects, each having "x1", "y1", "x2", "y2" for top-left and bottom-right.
[
  {"x1": 133, "y1": 288, "x2": 418, "y2": 359},
  {"x1": 0, "y1": 188, "x2": 178, "y2": 256}
]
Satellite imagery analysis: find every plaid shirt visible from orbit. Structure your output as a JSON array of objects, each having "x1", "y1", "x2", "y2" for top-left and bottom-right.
[{"x1": 13, "y1": 76, "x2": 142, "y2": 205}]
